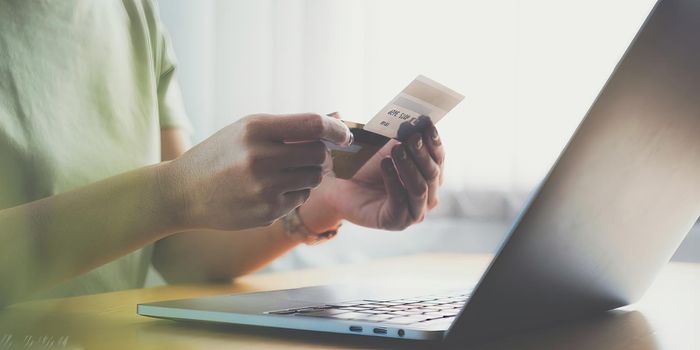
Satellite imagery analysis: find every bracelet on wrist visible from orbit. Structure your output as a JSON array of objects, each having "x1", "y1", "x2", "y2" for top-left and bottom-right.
[{"x1": 282, "y1": 207, "x2": 341, "y2": 245}]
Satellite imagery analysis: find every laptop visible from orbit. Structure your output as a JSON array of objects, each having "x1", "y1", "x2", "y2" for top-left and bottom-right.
[{"x1": 138, "y1": 0, "x2": 700, "y2": 344}]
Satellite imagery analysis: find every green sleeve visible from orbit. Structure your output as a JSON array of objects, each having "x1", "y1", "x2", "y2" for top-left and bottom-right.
[{"x1": 156, "y1": 26, "x2": 192, "y2": 133}]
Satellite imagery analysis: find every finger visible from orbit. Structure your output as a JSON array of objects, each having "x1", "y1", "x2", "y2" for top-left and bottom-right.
[
  {"x1": 321, "y1": 148, "x2": 333, "y2": 176},
  {"x1": 280, "y1": 189, "x2": 312, "y2": 214},
  {"x1": 273, "y1": 167, "x2": 324, "y2": 193},
  {"x1": 392, "y1": 144, "x2": 429, "y2": 221},
  {"x1": 422, "y1": 122, "x2": 445, "y2": 185},
  {"x1": 323, "y1": 112, "x2": 356, "y2": 147},
  {"x1": 406, "y1": 133, "x2": 441, "y2": 183},
  {"x1": 261, "y1": 141, "x2": 330, "y2": 170},
  {"x1": 252, "y1": 113, "x2": 352, "y2": 146},
  {"x1": 405, "y1": 133, "x2": 441, "y2": 209},
  {"x1": 379, "y1": 157, "x2": 411, "y2": 230}
]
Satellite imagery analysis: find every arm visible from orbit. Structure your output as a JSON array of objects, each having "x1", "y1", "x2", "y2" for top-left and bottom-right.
[
  {"x1": 0, "y1": 114, "x2": 352, "y2": 306},
  {"x1": 0, "y1": 162, "x2": 175, "y2": 306},
  {"x1": 152, "y1": 115, "x2": 446, "y2": 283},
  {"x1": 153, "y1": 129, "x2": 307, "y2": 283}
]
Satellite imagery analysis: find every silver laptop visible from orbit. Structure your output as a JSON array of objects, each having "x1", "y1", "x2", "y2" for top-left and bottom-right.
[{"x1": 138, "y1": 0, "x2": 700, "y2": 344}]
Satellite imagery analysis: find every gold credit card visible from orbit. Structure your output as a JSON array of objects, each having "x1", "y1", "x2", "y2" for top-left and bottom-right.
[{"x1": 327, "y1": 121, "x2": 390, "y2": 179}]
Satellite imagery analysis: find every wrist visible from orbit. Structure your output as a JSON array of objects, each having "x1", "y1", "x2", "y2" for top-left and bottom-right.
[
  {"x1": 298, "y1": 177, "x2": 343, "y2": 233},
  {"x1": 283, "y1": 207, "x2": 340, "y2": 245},
  {"x1": 154, "y1": 160, "x2": 193, "y2": 232}
]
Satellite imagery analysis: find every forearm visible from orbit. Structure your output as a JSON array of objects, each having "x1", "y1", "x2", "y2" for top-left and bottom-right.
[
  {"x1": 152, "y1": 220, "x2": 301, "y2": 283},
  {"x1": 152, "y1": 177, "x2": 343, "y2": 283},
  {"x1": 0, "y1": 163, "x2": 176, "y2": 306},
  {"x1": 156, "y1": 127, "x2": 293, "y2": 283},
  {"x1": 152, "y1": 128, "x2": 347, "y2": 284}
]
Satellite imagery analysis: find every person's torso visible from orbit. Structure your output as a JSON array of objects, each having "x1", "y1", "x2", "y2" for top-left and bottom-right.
[{"x1": 0, "y1": 0, "x2": 167, "y2": 298}]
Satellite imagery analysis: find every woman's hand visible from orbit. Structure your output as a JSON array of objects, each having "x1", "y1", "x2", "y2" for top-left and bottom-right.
[
  {"x1": 301, "y1": 117, "x2": 445, "y2": 232},
  {"x1": 162, "y1": 113, "x2": 352, "y2": 231}
]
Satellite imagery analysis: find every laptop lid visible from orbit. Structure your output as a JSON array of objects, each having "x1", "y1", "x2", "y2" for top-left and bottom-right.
[{"x1": 447, "y1": 0, "x2": 700, "y2": 343}]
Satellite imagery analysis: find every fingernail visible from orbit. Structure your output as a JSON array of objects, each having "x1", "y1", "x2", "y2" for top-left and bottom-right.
[
  {"x1": 331, "y1": 117, "x2": 352, "y2": 147},
  {"x1": 382, "y1": 157, "x2": 394, "y2": 171},
  {"x1": 431, "y1": 128, "x2": 441, "y2": 145},
  {"x1": 326, "y1": 112, "x2": 339, "y2": 117},
  {"x1": 394, "y1": 146, "x2": 407, "y2": 160},
  {"x1": 415, "y1": 136, "x2": 423, "y2": 150}
]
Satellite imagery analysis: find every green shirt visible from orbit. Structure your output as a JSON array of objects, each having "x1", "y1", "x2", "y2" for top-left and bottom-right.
[{"x1": 0, "y1": 0, "x2": 190, "y2": 298}]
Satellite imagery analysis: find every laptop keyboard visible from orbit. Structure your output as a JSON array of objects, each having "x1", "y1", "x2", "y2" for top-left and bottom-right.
[{"x1": 266, "y1": 290, "x2": 470, "y2": 326}]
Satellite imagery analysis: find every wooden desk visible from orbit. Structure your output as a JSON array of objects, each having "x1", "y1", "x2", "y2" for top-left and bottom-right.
[{"x1": 1, "y1": 254, "x2": 698, "y2": 349}]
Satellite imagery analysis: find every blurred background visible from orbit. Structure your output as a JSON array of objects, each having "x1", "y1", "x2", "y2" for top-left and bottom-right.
[{"x1": 153, "y1": 0, "x2": 698, "y2": 278}]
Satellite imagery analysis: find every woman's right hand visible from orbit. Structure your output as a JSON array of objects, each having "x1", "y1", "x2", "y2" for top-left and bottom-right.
[{"x1": 160, "y1": 113, "x2": 352, "y2": 231}]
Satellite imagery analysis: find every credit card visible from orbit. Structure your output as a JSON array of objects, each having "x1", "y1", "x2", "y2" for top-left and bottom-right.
[
  {"x1": 363, "y1": 75, "x2": 464, "y2": 141},
  {"x1": 330, "y1": 75, "x2": 464, "y2": 179}
]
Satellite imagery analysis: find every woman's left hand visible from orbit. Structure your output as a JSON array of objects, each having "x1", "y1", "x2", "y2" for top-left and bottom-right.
[{"x1": 300, "y1": 117, "x2": 445, "y2": 232}]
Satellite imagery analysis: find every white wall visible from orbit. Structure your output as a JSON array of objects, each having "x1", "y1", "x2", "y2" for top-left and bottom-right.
[
  {"x1": 150, "y1": 1, "x2": 700, "y2": 276},
  {"x1": 159, "y1": 0, "x2": 656, "y2": 195}
]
